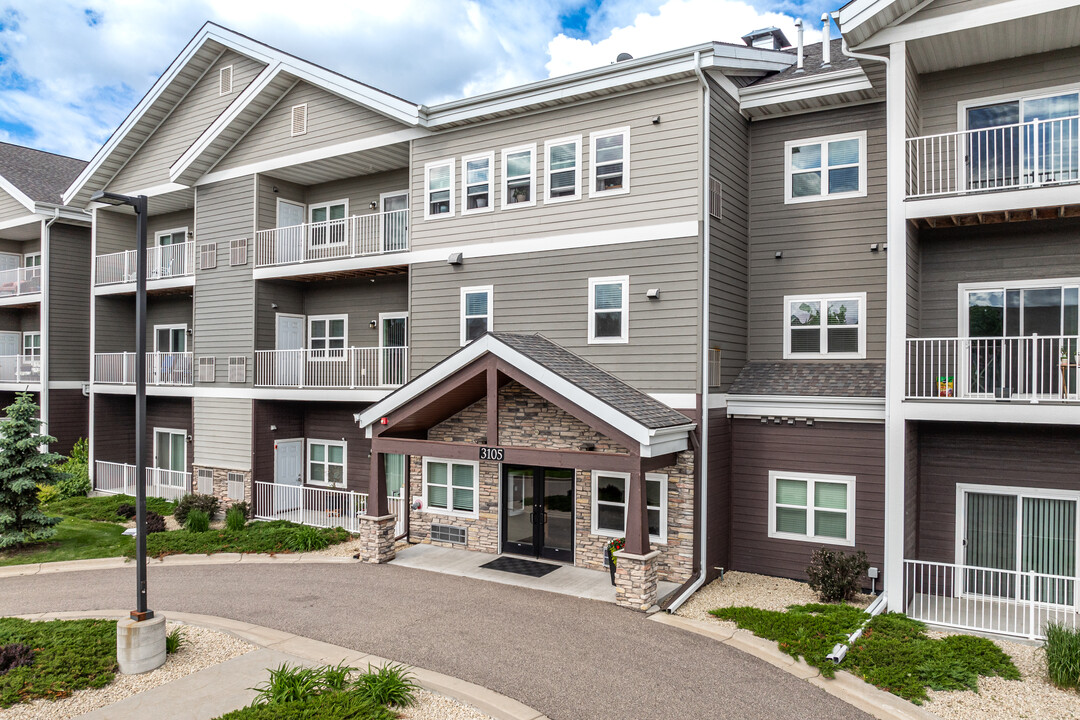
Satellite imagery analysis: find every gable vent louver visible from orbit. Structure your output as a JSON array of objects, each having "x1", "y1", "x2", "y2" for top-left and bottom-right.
[
  {"x1": 219, "y1": 65, "x2": 233, "y2": 95},
  {"x1": 291, "y1": 104, "x2": 308, "y2": 136}
]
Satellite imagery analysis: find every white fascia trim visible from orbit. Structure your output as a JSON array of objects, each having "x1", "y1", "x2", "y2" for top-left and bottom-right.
[
  {"x1": 0, "y1": 174, "x2": 37, "y2": 213},
  {"x1": 90, "y1": 384, "x2": 393, "y2": 402},
  {"x1": 903, "y1": 400, "x2": 1080, "y2": 425},
  {"x1": 32, "y1": 204, "x2": 92, "y2": 224},
  {"x1": 0, "y1": 293, "x2": 41, "y2": 308},
  {"x1": 739, "y1": 69, "x2": 874, "y2": 113},
  {"x1": 0, "y1": 215, "x2": 44, "y2": 232},
  {"x1": 727, "y1": 394, "x2": 886, "y2": 421},
  {"x1": 839, "y1": 0, "x2": 903, "y2": 36},
  {"x1": 255, "y1": 219, "x2": 697, "y2": 280},
  {"x1": 87, "y1": 183, "x2": 190, "y2": 206},
  {"x1": 93, "y1": 276, "x2": 195, "y2": 296},
  {"x1": 708, "y1": 392, "x2": 729, "y2": 408},
  {"x1": 48, "y1": 381, "x2": 87, "y2": 390},
  {"x1": 648, "y1": 392, "x2": 697, "y2": 409},
  {"x1": 905, "y1": 184, "x2": 1080, "y2": 219}
]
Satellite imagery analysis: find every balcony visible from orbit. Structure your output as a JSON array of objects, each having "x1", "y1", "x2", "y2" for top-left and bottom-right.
[
  {"x1": 93, "y1": 460, "x2": 191, "y2": 503},
  {"x1": 0, "y1": 266, "x2": 41, "y2": 303},
  {"x1": 94, "y1": 352, "x2": 194, "y2": 386},
  {"x1": 254, "y1": 347, "x2": 407, "y2": 390},
  {"x1": 253, "y1": 209, "x2": 408, "y2": 273},
  {"x1": 0, "y1": 355, "x2": 40, "y2": 385},
  {"x1": 95, "y1": 241, "x2": 195, "y2": 288}
]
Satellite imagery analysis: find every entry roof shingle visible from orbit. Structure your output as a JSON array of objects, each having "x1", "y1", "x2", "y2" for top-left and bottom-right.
[
  {"x1": 491, "y1": 333, "x2": 693, "y2": 430},
  {"x1": 0, "y1": 143, "x2": 88, "y2": 206},
  {"x1": 749, "y1": 39, "x2": 859, "y2": 87},
  {"x1": 729, "y1": 361, "x2": 886, "y2": 398}
]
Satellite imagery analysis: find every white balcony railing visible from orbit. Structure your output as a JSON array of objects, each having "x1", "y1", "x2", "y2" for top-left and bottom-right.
[
  {"x1": 906, "y1": 336, "x2": 1080, "y2": 402},
  {"x1": 0, "y1": 355, "x2": 41, "y2": 383},
  {"x1": 254, "y1": 209, "x2": 409, "y2": 269},
  {"x1": 93, "y1": 460, "x2": 192, "y2": 503},
  {"x1": 253, "y1": 481, "x2": 367, "y2": 533},
  {"x1": 0, "y1": 266, "x2": 41, "y2": 299},
  {"x1": 95, "y1": 241, "x2": 196, "y2": 286},
  {"x1": 907, "y1": 116, "x2": 1080, "y2": 199},
  {"x1": 254, "y1": 347, "x2": 407, "y2": 389},
  {"x1": 94, "y1": 352, "x2": 194, "y2": 386},
  {"x1": 903, "y1": 559, "x2": 1079, "y2": 640}
]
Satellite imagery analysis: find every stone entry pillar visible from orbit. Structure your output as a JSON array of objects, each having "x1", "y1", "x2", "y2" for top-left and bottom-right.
[
  {"x1": 613, "y1": 549, "x2": 659, "y2": 611},
  {"x1": 357, "y1": 514, "x2": 396, "y2": 563}
]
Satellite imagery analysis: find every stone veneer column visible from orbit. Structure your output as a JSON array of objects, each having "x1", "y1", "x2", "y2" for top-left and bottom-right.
[
  {"x1": 613, "y1": 549, "x2": 660, "y2": 611},
  {"x1": 357, "y1": 514, "x2": 396, "y2": 563}
]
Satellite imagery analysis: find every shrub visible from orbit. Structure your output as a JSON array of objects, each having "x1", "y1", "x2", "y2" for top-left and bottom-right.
[
  {"x1": 145, "y1": 511, "x2": 166, "y2": 534},
  {"x1": 215, "y1": 691, "x2": 394, "y2": 719},
  {"x1": 0, "y1": 393, "x2": 63, "y2": 548},
  {"x1": 231, "y1": 500, "x2": 250, "y2": 518},
  {"x1": 40, "y1": 494, "x2": 175, "y2": 522},
  {"x1": 226, "y1": 506, "x2": 247, "y2": 532},
  {"x1": 0, "y1": 618, "x2": 117, "y2": 708},
  {"x1": 287, "y1": 525, "x2": 330, "y2": 552},
  {"x1": 174, "y1": 494, "x2": 219, "y2": 525},
  {"x1": 250, "y1": 663, "x2": 350, "y2": 706},
  {"x1": 0, "y1": 644, "x2": 34, "y2": 674},
  {"x1": 54, "y1": 439, "x2": 91, "y2": 499},
  {"x1": 115, "y1": 503, "x2": 137, "y2": 520},
  {"x1": 165, "y1": 626, "x2": 187, "y2": 654},
  {"x1": 185, "y1": 509, "x2": 210, "y2": 533},
  {"x1": 806, "y1": 547, "x2": 869, "y2": 603},
  {"x1": 1045, "y1": 622, "x2": 1080, "y2": 690},
  {"x1": 36, "y1": 484, "x2": 61, "y2": 505},
  {"x1": 352, "y1": 663, "x2": 418, "y2": 708}
]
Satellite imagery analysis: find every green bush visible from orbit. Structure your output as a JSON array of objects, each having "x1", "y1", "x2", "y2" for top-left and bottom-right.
[
  {"x1": 145, "y1": 511, "x2": 166, "y2": 534},
  {"x1": 1045, "y1": 622, "x2": 1080, "y2": 690},
  {"x1": 185, "y1": 509, "x2": 210, "y2": 533},
  {"x1": 0, "y1": 618, "x2": 117, "y2": 707},
  {"x1": 214, "y1": 692, "x2": 394, "y2": 719},
  {"x1": 55, "y1": 439, "x2": 91, "y2": 499},
  {"x1": 128, "y1": 521, "x2": 350, "y2": 558},
  {"x1": 175, "y1": 494, "x2": 220, "y2": 525},
  {"x1": 352, "y1": 663, "x2": 419, "y2": 708},
  {"x1": 166, "y1": 627, "x2": 187, "y2": 655},
  {"x1": 287, "y1": 526, "x2": 331, "y2": 552},
  {"x1": 806, "y1": 547, "x2": 869, "y2": 603},
  {"x1": 232, "y1": 500, "x2": 250, "y2": 518},
  {"x1": 36, "y1": 484, "x2": 61, "y2": 505},
  {"x1": 250, "y1": 663, "x2": 354, "y2": 706},
  {"x1": 116, "y1": 503, "x2": 136, "y2": 519},
  {"x1": 226, "y1": 506, "x2": 247, "y2": 532},
  {"x1": 42, "y1": 494, "x2": 176, "y2": 522}
]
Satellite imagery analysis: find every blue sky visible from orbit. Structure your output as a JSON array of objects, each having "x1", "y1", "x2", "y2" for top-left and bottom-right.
[{"x1": 0, "y1": 0, "x2": 834, "y2": 162}]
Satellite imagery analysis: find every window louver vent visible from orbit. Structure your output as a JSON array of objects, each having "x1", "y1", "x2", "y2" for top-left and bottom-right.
[
  {"x1": 230, "y1": 238, "x2": 248, "y2": 266},
  {"x1": 197, "y1": 242, "x2": 217, "y2": 270},
  {"x1": 228, "y1": 356, "x2": 246, "y2": 383},
  {"x1": 291, "y1": 104, "x2": 307, "y2": 136},
  {"x1": 219, "y1": 65, "x2": 233, "y2": 95},
  {"x1": 430, "y1": 524, "x2": 467, "y2": 545},
  {"x1": 197, "y1": 357, "x2": 216, "y2": 383}
]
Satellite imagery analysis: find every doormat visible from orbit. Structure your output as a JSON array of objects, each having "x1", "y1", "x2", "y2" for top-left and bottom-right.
[{"x1": 480, "y1": 556, "x2": 560, "y2": 578}]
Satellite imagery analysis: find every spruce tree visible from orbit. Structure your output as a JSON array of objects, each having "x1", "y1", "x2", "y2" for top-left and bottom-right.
[{"x1": 0, "y1": 393, "x2": 62, "y2": 548}]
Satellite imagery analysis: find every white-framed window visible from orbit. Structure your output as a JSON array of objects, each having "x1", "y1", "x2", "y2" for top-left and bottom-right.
[
  {"x1": 23, "y1": 252, "x2": 41, "y2": 268},
  {"x1": 501, "y1": 144, "x2": 536, "y2": 209},
  {"x1": 153, "y1": 324, "x2": 187, "y2": 353},
  {"x1": 588, "y1": 275, "x2": 629, "y2": 344},
  {"x1": 768, "y1": 471, "x2": 855, "y2": 546},
  {"x1": 308, "y1": 200, "x2": 347, "y2": 246},
  {"x1": 424, "y1": 159, "x2": 455, "y2": 219},
  {"x1": 460, "y1": 285, "x2": 492, "y2": 345},
  {"x1": 22, "y1": 332, "x2": 40, "y2": 358},
  {"x1": 784, "y1": 131, "x2": 867, "y2": 203},
  {"x1": 544, "y1": 135, "x2": 582, "y2": 203},
  {"x1": 307, "y1": 439, "x2": 346, "y2": 488},
  {"x1": 784, "y1": 293, "x2": 866, "y2": 359},
  {"x1": 309, "y1": 315, "x2": 346, "y2": 360},
  {"x1": 591, "y1": 471, "x2": 668, "y2": 543},
  {"x1": 291, "y1": 103, "x2": 308, "y2": 136},
  {"x1": 461, "y1": 152, "x2": 494, "y2": 214},
  {"x1": 590, "y1": 127, "x2": 630, "y2": 197},
  {"x1": 155, "y1": 227, "x2": 188, "y2": 246},
  {"x1": 153, "y1": 428, "x2": 187, "y2": 474},
  {"x1": 422, "y1": 457, "x2": 478, "y2": 518}
]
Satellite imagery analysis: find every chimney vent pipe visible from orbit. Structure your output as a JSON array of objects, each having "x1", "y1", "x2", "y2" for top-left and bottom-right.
[
  {"x1": 795, "y1": 19, "x2": 804, "y2": 70},
  {"x1": 821, "y1": 13, "x2": 831, "y2": 67}
]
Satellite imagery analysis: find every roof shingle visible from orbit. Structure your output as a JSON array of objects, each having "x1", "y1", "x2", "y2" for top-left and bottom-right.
[
  {"x1": 0, "y1": 143, "x2": 88, "y2": 206},
  {"x1": 749, "y1": 39, "x2": 859, "y2": 87},
  {"x1": 729, "y1": 361, "x2": 885, "y2": 398}
]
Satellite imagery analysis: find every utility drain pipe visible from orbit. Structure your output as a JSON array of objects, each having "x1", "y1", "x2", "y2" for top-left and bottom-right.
[{"x1": 826, "y1": 592, "x2": 889, "y2": 664}]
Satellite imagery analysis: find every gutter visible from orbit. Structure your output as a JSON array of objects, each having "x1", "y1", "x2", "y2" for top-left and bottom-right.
[
  {"x1": 826, "y1": 592, "x2": 888, "y2": 664},
  {"x1": 40, "y1": 208, "x2": 60, "y2": 446}
]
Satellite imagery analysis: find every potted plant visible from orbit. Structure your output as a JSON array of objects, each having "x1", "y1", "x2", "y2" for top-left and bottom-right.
[{"x1": 606, "y1": 537, "x2": 625, "y2": 586}]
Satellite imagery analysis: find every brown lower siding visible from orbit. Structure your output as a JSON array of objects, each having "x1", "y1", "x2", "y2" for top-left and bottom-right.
[
  {"x1": 729, "y1": 419, "x2": 885, "y2": 581},
  {"x1": 48, "y1": 389, "x2": 88, "y2": 456},
  {"x1": 706, "y1": 409, "x2": 731, "y2": 580},
  {"x1": 92, "y1": 395, "x2": 193, "y2": 471},
  {"x1": 915, "y1": 422, "x2": 1080, "y2": 564}
]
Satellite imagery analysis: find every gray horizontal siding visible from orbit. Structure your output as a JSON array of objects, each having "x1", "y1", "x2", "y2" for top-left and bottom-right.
[
  {"x1": 94, "y1": 296, "x2": 134, "y2": 353},
  {"x1": 748, "y1": 104, "x2": 888, "y2": 362},
  {"x1": 47, "y1": 222, "x2": 91, "y2": 381},
  {"x1": 255, "y1": 170, "x2": 409, "y2": 231},
  {"x1": 0, "y1": 187, "x2": 28, "y2": 223},
  {"x1": 409, "y1": 236, "x2": 702, "y2": 394},
  {"x1": 148, "y1": 209, "x2": 194, "y2": 241},
  {"x1": 193, "y1": 396, "x2": 252, "y2": 471},
  {"x1": 95, "y1": 209, "x2": 135, "y2": 256},
  {"x1": 409, "y1": 81, "x2": 702, "y2": 251}
]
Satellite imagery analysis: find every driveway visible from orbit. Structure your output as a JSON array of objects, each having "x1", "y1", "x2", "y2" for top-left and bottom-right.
[{"x1": 0, "y1": 562, "x2": 873, "y2": 720}]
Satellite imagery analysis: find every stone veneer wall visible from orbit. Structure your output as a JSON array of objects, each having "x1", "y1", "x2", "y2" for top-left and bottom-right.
[{"x1": 192, "y1": 465, "x2": 251, "y2": 509}]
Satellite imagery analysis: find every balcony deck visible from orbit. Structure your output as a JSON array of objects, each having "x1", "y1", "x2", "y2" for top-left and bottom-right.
[
  {"x1": 94, "y1": 352, "x2": 193, "y2": 387},
  {"x1": 0, "y1": 266, "x2": 42, "y2": 307},
  {"x1": 254, "y1": 347, "x2": 407, "y2": 390},
  {"x1": 94, "y1": 241, "x2": 196, "y2": 295},
  {"x1": 253, "y1": 210, "x2": 408, "y2": 279}
]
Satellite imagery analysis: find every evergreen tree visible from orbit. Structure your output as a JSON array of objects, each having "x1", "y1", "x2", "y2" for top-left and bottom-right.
[{"x1": 0, "y1": 393, "x2": 62, "y2": 548}]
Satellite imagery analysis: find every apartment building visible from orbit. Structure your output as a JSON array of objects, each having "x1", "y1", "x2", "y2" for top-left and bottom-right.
[{"x1": 0, "y1": 143, "x2": 90, "y2": 453}]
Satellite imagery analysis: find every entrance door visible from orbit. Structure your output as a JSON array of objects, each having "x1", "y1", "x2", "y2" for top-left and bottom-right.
[
  {"x1": 0, "y1": 331, "x2": 19, "y2": 382},
  {"x1": 380, "y1": 313, "x2": 407, "y2": 386},
  {"x1": 380, "y1": 191, "x2": 408, "y2": 252},
  {"x1": 274, "y1": 439, "x2": 303, "y2": 514},
  {"x1": 276, "y1": 199, "x2": 305, "y2": 264},
  {"x1": 502, "y1": 465, "x2": 574, "y2": 562},
  {"x1": 275, "y1": 314, "x2": 305, "y2": 386}
]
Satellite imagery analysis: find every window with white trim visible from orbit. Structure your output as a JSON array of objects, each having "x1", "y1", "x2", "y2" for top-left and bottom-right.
[
  {"x1": 768, "y1": 471, "x2": 855, "y2": 546},
  {"x1": 544, "y1": 135, "x2": 581, "y2": 202},
  {"x1": 423, "y1": 458, "x2": 478, "y2": 517},
  {"x1": 23, "y1": 253, "x2": 41, "y2": 268},
  {"x1": 784, "y1": 293, "x2": 865, "y2": 359},
  {"x1": 424, "y1": 159, "x2": 454, "y2": 219},
  {"x1": 501, "y1": 144, "x2": 535, "y2": 208},
  {"x1": 461, "y1": 152, "x2": 493, "y2": 214},
  {"x1": 308, "y1": 200, "x2": 347, "y2": 246},
  {"x1": 588, "y1": 275, "x2": 629, "y2": 344},
  {"x1": 591, "y1": 471, "x2": 668, "y2": 543},
  {"x1": 307, "y1": 439, "x2": 345, "y2": 488},
  {"x1": 460, "y1": 285, "x2": 492, "y2": 345},
  {"x1": 784, "y1": 131, "x2": 866, "y2": 203},
  {"x1": 22, "y1": 332, "x2": 40, "y2": 358},
  {"x1": 309, "y1": 315, "x2": 346, "y2": 360},
  {"x1": 590, "y1": 127, "x2": 630, "y2": 197}
]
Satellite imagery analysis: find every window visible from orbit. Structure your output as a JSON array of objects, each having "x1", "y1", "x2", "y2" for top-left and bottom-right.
[
  {"x1": 291, "y1": 104, "x2": 307, "y2": 136},
  {"x1": 769, "y1": 471, "x2": 855, "y2": 546},
  {"x1": 308, "y1": 200, "x2": 347, "y2": 246},
  {"x1": 784, "y1": 131, "x2": 866, "y2": 203},
  {"x1": 153, "y1": 428, "x2": 187, "y2": 473},
  {"x1": 309, "y1": 315, "x2": 346, "y2": 360},
  {"x1": 784, "y1": 293, "x2": 866, "y2": 359},
  {"x1": 153, "y1": 324, "x2": 187, "y2": 353},
  {"x1": 22, "y1": 332, "x2": 40, "y2": 358},
  {"x1": 219, "y1": 65, "x2": 233, "y2": 95},
  {"x1": 307, "y1": 440, "x2": 345, "y2": 488},
  {"x1": 424, "y1": 159, "x2": 455, "y2": 219},
  {"x1": 591, "y1": 471, "x2": 668, "y2": 543},
  {"x1": 460, "y1": 285, "x2": 492, "y2": 345},
  {"x1": 544, "y1": 135, "x2": 582, "y2": 202},
  {"x1": 461, "y1": 152, "x2": 493, "y2": 214},
  {"x1": 588, "y1": 276, "x2": 629, "y2": 344},
  {"x1": 423, "y1": 458, "x2": 478, "y2": 517},
  {"x1": 590, "y1": 128, "x2": 630, "y2": 197},
  {"x1": 501, "y1": 144, "x2": 535, "y2": 209},
  {"x1": 23, "y1": 253, "x2": 41, "y2": 268},
  {"x1": 155, "y1": 228, "x2": 187, "y2": 246}
]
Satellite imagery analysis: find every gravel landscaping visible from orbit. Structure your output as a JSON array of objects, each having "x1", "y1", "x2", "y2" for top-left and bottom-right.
[{"x1": 400, "y1": 689, "x2": 493, "y2": 720}]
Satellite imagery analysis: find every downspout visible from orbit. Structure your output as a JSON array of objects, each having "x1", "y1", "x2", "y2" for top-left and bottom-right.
[
  {"x1": 664, "y1": 50, "x2": 711, "y2": 612},
  {"x1": 41, "y1": 208, "x2": 60, "y2": 447}
]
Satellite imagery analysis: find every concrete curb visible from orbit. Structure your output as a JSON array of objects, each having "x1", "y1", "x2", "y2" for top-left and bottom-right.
[
  {"x1": 650, "y1": 614, "x2": 942, "y2": 720},
  {"x1": 16, "y1": 609, "x2": 549, "y2": 720},
  {"x1": 0, "y1": 553, "x2": 358, "y2": 578}
]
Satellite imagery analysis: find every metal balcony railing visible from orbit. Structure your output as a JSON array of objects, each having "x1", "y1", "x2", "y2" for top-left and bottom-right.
[
  {"x1": 254, "y1": 347, "x2": 407, "y2": 389},
  {"x1": 95, "y1": 241, "x2": 196, "y2": 286},
  {"x1": 254, "y1": 209, "x2": 408, "y2": 269}
]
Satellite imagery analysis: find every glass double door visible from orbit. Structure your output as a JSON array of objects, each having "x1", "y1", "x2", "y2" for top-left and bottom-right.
[{"x1": 503, "y1": 466, "x2": 574, "y2": 563}]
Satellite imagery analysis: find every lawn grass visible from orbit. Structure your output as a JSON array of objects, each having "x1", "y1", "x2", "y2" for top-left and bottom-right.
[
  {"x1": 214, "y1": 692, "x2": 396, "y2": 719},
  {"x1": 712, "y1": 604, "x2": 1019, "y2": 703},
  {"x1": 0, "y1": 618, "x2": 117, "y2": 708},
  {"x1": 128, "y1": 521, "x2": 352, "y2": 558},
  {"x1": 42, "y1": 494, "x2": 176, "y2": 522},
  {"x1": 0, "y1": 517, "x2": 133, "y2": 566}
]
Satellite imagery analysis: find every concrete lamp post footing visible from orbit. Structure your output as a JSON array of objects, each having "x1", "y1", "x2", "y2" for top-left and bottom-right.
[{"x1": 117, "y1": 614, "x2": 167, "y2": 675}]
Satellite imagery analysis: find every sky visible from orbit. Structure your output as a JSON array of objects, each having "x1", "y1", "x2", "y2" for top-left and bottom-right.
[{"x1": 0, "y1": 0, "x2": 836, "y2": 162}]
